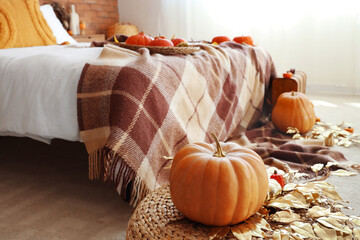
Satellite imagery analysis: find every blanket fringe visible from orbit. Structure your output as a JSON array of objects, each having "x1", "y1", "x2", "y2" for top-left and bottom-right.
[
  {"x1": 88, "y1": 148, "x2": 104, "y2": 180},
  {"x1": 101, "y1": 148, "x2": 151, "y2": 208},
  {"x1": 88, "y1": 147, "x2": 152, "y2": 207}
]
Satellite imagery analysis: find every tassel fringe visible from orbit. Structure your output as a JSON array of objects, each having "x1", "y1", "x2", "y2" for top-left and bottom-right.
[{"x1": 88, "y1": 147, "x2": 151, "y2": 208}]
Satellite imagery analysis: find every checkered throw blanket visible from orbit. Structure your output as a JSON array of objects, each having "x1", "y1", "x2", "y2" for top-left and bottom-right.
[
  {"x1": 243, "y1": 121, "x2": 348, "y2": 178},
  {"x1": 77, "y1": 42, "x2": 276, "y2": 207}
]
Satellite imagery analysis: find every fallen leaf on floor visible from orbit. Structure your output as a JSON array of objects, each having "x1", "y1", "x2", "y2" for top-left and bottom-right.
[
  {"x1": 311, "y1": 163, "x2": 324, "y2": 173},
  {"x1": 330, "y1": 169, "x2": 357, "y2": 176},
  {"x1": 270, "y1": 210, "x2": 300, "y2": 223},
  {"x1": 290, "y1": 221, "x2": 318, "y2": 239}
]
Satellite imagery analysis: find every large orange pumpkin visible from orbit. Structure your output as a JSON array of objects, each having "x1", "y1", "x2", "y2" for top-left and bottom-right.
[
  {"x1": 272, "y1": 91, "x2": 316, "y2": 134},
  {"x1": 169, "y1": 134, "x2": 269, "y2": 226}
]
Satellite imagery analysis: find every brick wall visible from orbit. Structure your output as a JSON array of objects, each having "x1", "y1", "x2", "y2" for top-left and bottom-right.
[{"x1": 39, "y1": 0, "x2": 119, "y2": 35}]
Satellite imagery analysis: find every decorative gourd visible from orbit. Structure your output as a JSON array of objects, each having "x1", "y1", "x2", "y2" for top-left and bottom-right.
[
  {"x1": 171, "y1": 35, "x2": 187, "y2": 47},
  {"x1": 149, "y1": 38, "x2": 174, "y2": 47},
  {"x1": 170, "y1": 134, "x2": 269, "y2": 226},
  {"x1": 283, "y1": 72, "x2": 293, "y2": 78},
  {"x1": 233, "y1": 36, "x2": 254, "y2": 46},
  {"x1": 211, "y1": 36, "x2": 231, "y2": 44},
  {"x1": 125, "y1": 32, "x2": 153, "y2": 46},
  {"x1": 268, "y1": 179, "x2": 282, "y2": 199},
  {"x1": 272, "y1": 91, "x2": 316, "y2": 134},
  {"x1": 270, "y1": 170, "x2": 285, "y2": 188}
]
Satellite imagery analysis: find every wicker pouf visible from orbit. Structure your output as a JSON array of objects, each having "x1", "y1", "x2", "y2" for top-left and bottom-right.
[{"x1": 126, "y1": 186, "x2": 237, "y2": 240}]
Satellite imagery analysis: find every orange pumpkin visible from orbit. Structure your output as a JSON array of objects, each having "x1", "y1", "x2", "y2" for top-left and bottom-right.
[
  {"x1": 170, "y1": 134, "x2": 269, "y2": 226},
  {"x1": 125, "y1": 32, "x2": 153, "y2": 46},
  {"x1": 171, "y1": 36, "x2": 187, "y2": 47},
  {"x1": 149, "y1": 38, "x2": 174, "y2": 47},
  {"x1": 233, "y1": 36, "x2": 254, "y2": 46},
  {"x1": 272, "y1": 91, "x2": 316, "y2": 134},
  {"x1": 211, "y1": 36, "x2": 231, "y2": 44}
]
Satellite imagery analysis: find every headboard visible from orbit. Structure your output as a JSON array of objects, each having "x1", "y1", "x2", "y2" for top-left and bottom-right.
[{"x1": 39, "y1": 0, "x2": 119, "y2": 35}]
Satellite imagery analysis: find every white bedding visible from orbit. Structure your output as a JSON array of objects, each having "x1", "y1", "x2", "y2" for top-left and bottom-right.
[{"x1": 0, "y1": 44, "x2": 103, "y2": 143}]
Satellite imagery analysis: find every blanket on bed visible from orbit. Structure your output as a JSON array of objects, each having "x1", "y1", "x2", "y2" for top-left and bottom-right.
[{"x1": 77, "y1": 42, "x2": 276, "y2": 207}]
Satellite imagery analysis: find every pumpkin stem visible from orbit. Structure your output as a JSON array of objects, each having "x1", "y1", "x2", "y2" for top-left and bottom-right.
[
  {"x1": 211, "y1": 133, "x2": 226, "y2": 157},
  {"x1": 291, "y1": 91, "x2": 295, "y2": 96}
]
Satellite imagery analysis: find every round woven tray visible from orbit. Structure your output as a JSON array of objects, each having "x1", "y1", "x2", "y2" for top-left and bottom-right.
[
  {"x1": 126, "y1": 186, "x2": 236, "y2": 240},
  {"x1": 116, "y1": 43, "x2": 201, "y2": 55}
]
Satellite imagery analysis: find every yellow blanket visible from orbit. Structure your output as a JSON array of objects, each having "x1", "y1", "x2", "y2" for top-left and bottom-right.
[{"x1": 0, "y1": 0, "x2": 56, "y2": 49}]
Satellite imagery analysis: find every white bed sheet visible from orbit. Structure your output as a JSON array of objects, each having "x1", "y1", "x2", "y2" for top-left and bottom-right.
[{"x1": 0, "y1": 44, "x2": 103, "y2": 143}]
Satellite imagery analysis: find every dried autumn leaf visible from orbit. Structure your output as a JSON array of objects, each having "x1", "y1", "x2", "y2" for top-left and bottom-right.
[
  {"x1": 311, "y1": 163, "x2": 324, "y2": 173},
  {"x1": 351, "y1": 216, "x2": 360, "y2": 226},
  {"x1": 286, "y1": 127, "x2": 299, "y2": 134},
  {"x1": 313, "y1": 223, "x2": 337, "y2": 240},
  {"x1": 308, "y1": 206, "x2": 331, "y2": 218},
  {"x1": 283, "y1": 183, "x2": 297, "y2": 192},
  {"x1": 209, "y1": 226, "x2": 230, "y2": 240},
  {"x1": 268, "y1": 190, "x2": 309, "y2": 209},
  {"x1": 318, "y1": 185, "x2": 343, "y2": 201},
  {"x1": 243, "y1": 222, "x2": 264, "y2": 238},
  {"x1": 317, "y1": 217, "x2": 352, "y2": 234},
  {"x1": 231, "y1": 224, "x2": 252, "y2": 240},
  {"x1": 330, "y1": 169, "x2": 357, "y2": 176},
  {"x1": 290, "y1": 221, "x2": 319, "y2": 239},
  {"x1": 353, "y1": 228, "x2": 360, "y2": 238},
  {"x1": 246, "y1": 214, "x2": 271, "y2": 231},
  {"x1": 270, "y1": 210, "x2": 301, "y2": 223},
  {"x1": 292, "y1": 133, "x2": 302, "y2": 140}
]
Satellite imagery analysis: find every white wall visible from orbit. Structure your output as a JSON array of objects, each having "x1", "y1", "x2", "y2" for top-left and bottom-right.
[{"x1": 117, "y1": 0, "x2": 360, "y2": 95}]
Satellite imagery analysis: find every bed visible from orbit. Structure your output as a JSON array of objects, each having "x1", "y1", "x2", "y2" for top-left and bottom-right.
[{"x1": 0, "y1": 0, "x2": 276, "y2": 206}]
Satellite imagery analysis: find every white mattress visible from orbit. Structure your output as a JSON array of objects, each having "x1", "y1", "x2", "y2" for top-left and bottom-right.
[{"x1": 0, "y1": 44, "x2": 103, "y2": 143}]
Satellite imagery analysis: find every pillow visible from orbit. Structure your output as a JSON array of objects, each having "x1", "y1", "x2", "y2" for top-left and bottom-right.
[
  {"x1": 40, "y1": 4, "x2": 77, "y2": 44},
  {"x1": 0, "y1": 0, "x2": 56, "y2": 49}
]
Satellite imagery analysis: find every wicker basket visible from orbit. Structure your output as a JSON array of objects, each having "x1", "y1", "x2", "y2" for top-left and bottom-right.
[
  {"x1": 115, "y1": 43, "x2": 201, "y2": 55},
  {"x1": 107, "y1": 23, "x2": 139, "y2": 39},
  {"x1": 126, "y1": 186, "x2": 237, "y2": 239}
]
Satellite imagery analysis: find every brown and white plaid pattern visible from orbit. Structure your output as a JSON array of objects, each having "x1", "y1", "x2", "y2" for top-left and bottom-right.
[
  {"x1": 77, "y1": 42, "x2": 276, "y2": 206},
  {"x1": 245, "y1": 121, "x2": 348, "y2": 178}
]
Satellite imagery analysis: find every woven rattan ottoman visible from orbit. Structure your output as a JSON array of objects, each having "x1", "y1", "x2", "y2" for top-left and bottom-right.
[{"x1": 126, "y1": 186, "x2": 237, "y2": 239}]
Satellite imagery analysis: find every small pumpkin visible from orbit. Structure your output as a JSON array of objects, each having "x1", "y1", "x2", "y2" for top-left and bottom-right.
[
  {"x1": 283, "y1": 72, "x2": 293, "y2": 78},
  {"x1": 272, "y1": 91, "x2": 316, "y2": 134},
  {"x1": 171, "y1": 35, "x2": 187, "y2": 47},
  {"x1": 211, "y1": 36, "x2": 231, "y2": 44},
  {"x1": 125, "y1": 32, "x2": 153, "y2": 46},
  {"x1": 170, "y1": 134, "x2": 269, "y2": 226},
  {"x1": 149, "y1": 38, "x2": 174, "y2": 47},
  {"x1": 270, "y1": 170, "x2": 285, "y2": 188},
  {"x1": 268, "y1": 179, "x2": 282, "y2": 199},
  {"x1": 233, "y1": 36, "x2": 254, "y2": 46}
]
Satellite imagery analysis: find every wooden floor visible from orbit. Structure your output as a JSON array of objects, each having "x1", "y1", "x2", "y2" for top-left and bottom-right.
[{"x1": 0, "y1": 137, "x2": 133, "y2": 240}]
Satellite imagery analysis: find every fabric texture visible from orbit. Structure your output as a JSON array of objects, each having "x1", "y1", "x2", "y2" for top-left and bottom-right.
[
  {"x1": 77, "y1": 42, "x2": 276, "y2": 207},
  {"x1": 39, "y1": 4, "x2": 76, "y2": 45},
  {"x1": 0, "y1": 0, "x2": 56, "y2": 49},
  {"x1": 0, "y1": 44, "x2": 102, "y2": 142},
  {"x1": 243, "y1": 121, "x2": 348, "y2": 178}
]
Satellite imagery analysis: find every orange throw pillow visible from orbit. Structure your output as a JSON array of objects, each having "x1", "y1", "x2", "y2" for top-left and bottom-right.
[{"x1": 0, "y1": 0, "x2": 56, "y2": 48}]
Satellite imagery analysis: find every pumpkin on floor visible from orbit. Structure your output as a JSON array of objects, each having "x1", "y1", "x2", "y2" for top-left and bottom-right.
[
  {"x1": 272, "y1": 91, "x2": 316, "y2": 134},
  {"x1": 169, "y1": 134, "x2": 269, "y2": 226}
]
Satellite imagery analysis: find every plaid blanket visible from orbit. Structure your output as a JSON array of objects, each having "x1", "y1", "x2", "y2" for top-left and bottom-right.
[
  {"x1": 241, "y1": 121, "x2": 348, "y2": 178},
  {"x1": 77, "y1": 42, "x2": 276, "y2": 206}
]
